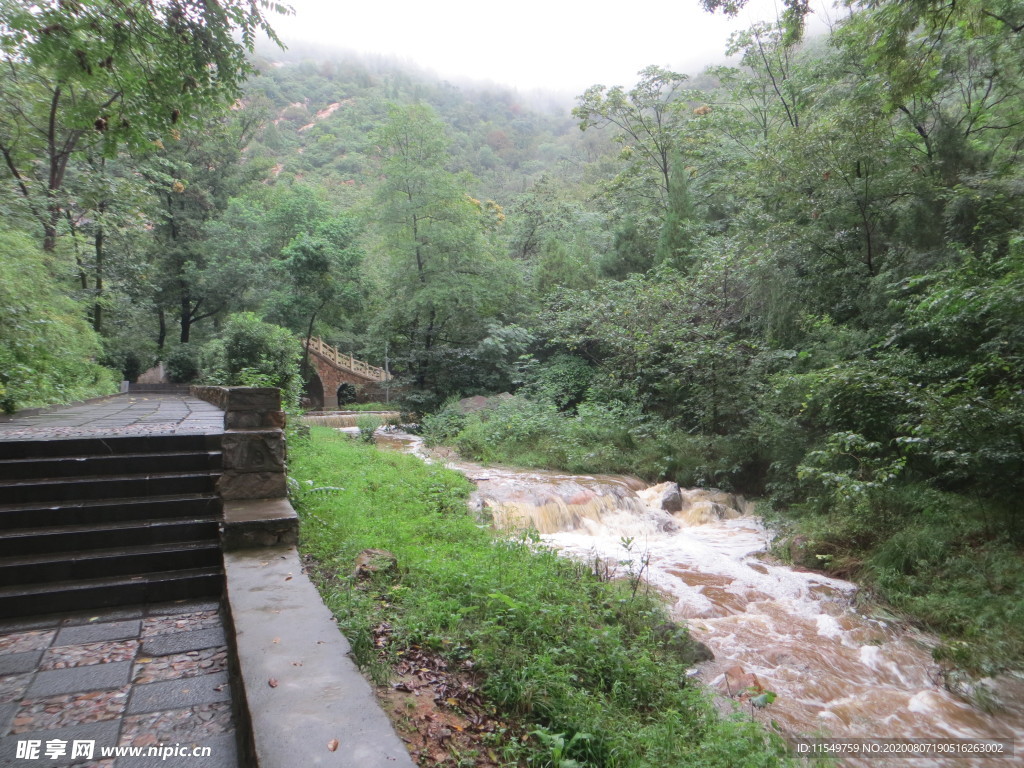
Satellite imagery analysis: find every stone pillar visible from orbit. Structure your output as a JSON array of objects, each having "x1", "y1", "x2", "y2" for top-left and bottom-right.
[
  {"x1": 218, "y1": 429, "x2": 287, "y2": 500},
  {"x1": 190, "y1": 386, "x2": 289, "y2": 499},
  {"x1": 189, "y1": 385, "x2": 299, "y2": 549}
]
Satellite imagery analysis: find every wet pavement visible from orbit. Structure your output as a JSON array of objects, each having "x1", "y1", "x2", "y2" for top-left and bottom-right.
[
  {"x1": 0, "y1": 396, "x2": 223, "y2": 442},
  {"x1": 0, "y1": 599, "x2": 239, "y2": 767}
]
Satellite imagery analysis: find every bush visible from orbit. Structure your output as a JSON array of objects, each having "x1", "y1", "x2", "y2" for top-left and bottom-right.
[
  {"x1": 200, "y1": 313, "x2": 303, "y2": 407},
  {"x1": 164, "y1": 345, "x2": 201, "y2": 383}
]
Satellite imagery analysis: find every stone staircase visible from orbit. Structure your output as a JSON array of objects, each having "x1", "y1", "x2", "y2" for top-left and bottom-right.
[{"x1": 0, "y1": 434, "x2": 224, "y2": 618}]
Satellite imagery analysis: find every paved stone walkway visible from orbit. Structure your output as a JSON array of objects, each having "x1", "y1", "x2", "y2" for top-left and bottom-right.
[
  {"x1": 0, "y1": 396, "x2": 223, "y2": 442},
  {"x1": 0, "y1": 600, "x2": 238, "y2": 767}
]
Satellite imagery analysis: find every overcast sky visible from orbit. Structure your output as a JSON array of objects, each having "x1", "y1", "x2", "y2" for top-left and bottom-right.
[{"x1": 263, "y1": 0, "x2": 837, "y2": 93}]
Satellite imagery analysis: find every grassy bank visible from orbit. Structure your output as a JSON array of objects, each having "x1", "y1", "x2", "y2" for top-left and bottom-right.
[
  {"x1": 774, "y1": 487, "x2": 1024, "y2": 679},
  {"x1": 289, "y1": 427, "x2": 789, "y2": 768}
]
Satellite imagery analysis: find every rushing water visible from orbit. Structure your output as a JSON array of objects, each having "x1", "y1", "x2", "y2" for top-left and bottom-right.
[{"x1": 371, "y1": 429, "x2": 1023, "y2": 766}]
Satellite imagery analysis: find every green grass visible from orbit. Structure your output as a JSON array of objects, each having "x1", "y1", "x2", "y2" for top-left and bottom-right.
[
  {"x1": 289, "y1": 428, "x2": 790, "y2": 768},
  {"x1": 772, "y1": 486, "x2": 1024, "y2": 675}
]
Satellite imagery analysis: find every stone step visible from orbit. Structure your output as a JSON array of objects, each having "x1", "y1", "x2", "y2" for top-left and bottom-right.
[
  {"x1": 0, "y1": 541, "x2": 222, "y2": 586},
  {"x1": 0, "y1": 516, "x2": 220, "y2": 557},
  {"x1": 0, "y1": 566, "x2": 224, "y2": 619},
  {"x1": 0, "y1": 434, "x2": 221, "y2": 461},
  {"x1": 0, "y1": 493, "x2": 221, "y2": 529},
  {"x1": 0, "y1": 451, "x2": 222, "y2": 481},
  {"x1": 126, "y1": 383, "x2": 191, "y2": 393},
  {"x1": 0, "y1": 470, "x2": 219, "y2": 504}
]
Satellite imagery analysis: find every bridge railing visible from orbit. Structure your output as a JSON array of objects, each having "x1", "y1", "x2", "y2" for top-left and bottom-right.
[{"x1": 304, "y1": 337, "x2": 392, "y2": 382}]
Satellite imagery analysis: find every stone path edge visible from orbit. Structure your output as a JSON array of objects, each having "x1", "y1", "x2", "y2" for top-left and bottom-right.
[
  {"x1": 0, "y1": 393, "x2": 122, "y2": 423},
  {"x1": 222, "y1": 544, "x2": 415, "y2": 768}
]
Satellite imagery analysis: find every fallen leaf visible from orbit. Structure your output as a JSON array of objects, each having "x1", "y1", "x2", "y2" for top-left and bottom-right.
[
  {"x1": 268, "y1": 678, "x2": 279, "y2": 688},
  {"x1": 327, "y1": 739, "x2": 339, "y2": 752}
]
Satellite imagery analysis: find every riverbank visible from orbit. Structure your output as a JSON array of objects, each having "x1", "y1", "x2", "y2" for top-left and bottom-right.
[
  {"x1": 420, "y1": 398, "x2": 1024, "y2": 680},
  {"x1": 288, "y1": 427, "x2": 789, "y2": 768}
]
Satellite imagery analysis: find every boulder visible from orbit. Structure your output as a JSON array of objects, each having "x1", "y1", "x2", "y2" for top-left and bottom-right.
[
  {"x1": 723, "y1": 664, "x2": 763, "y2": 697},
  {"x1": 353, "y1": 548, "x2": 399, "y2": 580},
  {"x1": 638, "y1": 481, "x2": 683, "y2": 512}
]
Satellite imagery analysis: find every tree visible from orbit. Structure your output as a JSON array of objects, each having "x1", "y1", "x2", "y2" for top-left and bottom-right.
[
  {"x1": 369, "y1": 104, "x2": 518, "y2": 400},
  {"x1": 146, "y1": 104, "x2": 269, "y2": 345},
  {"x1": 573, "y1": 66, "x2": 691, "y2": 212},
  {"x1": 269, "y1": 214, "x2": 365, "y2": 358},
  {"x1": 0, "y1": 0, "x2": 288, "y2": 250}
]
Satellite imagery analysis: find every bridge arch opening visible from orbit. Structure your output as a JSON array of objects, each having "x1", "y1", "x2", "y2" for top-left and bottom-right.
[
  {"x1": 302, "y1": 372, "x2": 325, "y2": 410},
  {"x1": 336, "y1": 383, "x2": 357, "y2": 406}
]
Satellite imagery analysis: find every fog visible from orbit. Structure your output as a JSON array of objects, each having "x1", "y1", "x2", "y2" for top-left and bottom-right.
[{"x1": 262, "y1": 0, "x2": 838, "y2": 94}]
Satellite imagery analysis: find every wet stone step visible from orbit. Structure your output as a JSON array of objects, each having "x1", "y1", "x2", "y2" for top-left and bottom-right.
[
  {"x1": 0, "y1": 517, "x2": 220, "y2": 557},
  {"x1": 0, "y1": 451, "x2": 222, "y2": 481},
  {"x1": 0, "y1": 494, "x2": 221, "y2": 529},
  {"x1": 0, "y1": 542, "x2": 222, "y2": 586},
  {"x1": 0, "y1": 434, "x2": 221, "y2": 461},
  {"x1": 0, "y1": 568, "x2": 224, "y2": 619},
  {"x1": 0, "y1": 471, "x2": 220, "y2": 504}
]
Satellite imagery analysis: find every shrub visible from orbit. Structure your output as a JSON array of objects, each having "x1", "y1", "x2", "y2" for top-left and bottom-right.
[
  {"x1": 164, "y1": 345, "x2": 201, "y2": 383},
  {"x1": 200, "y1": 313, "x2": 303, "y2": 407}
]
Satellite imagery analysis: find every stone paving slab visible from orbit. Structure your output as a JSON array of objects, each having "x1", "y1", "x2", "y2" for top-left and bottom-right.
[
  {"x1": 0, "y1": 601, "x2": 238, "y2": 768},
  {"x1": 139, "y1": 628, "x2": 225, "y2": 658},
  {"x1": 61, "y1": 610, "x2": 144, "y2": 628},
  {"x1": 25, "y1": 663, "x2": 132, "y2": 698},
  {"x1": 126, "y1": 673, "x2": 230, "y2": 715},
  {"x1": 55, "y1": 622, "x2": 141, "y2": 647},
  {"x1": 0, "y1": 720, "x2": 120, "y2": 768},
  {"x1": 0, "y1": 395, "x2": 223, "y2": 442},
  {"x1": 0, "y1": 654, "x2": 42, "y2": 677}
]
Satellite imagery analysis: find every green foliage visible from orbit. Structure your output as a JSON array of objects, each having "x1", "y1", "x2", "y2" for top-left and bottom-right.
[
  {"x1": 354, "y1": 414, "x2": 382, "y2": 443},
  {"x1": 368, "y1": 103, "x2": 522, "y2": 404},
  {"x1": 0, "y1": 0, "x2": 287, "y2": 250},
  {"x1": 0, "y1": 230, "x2": 116, "y2": 412},
  {"x1": 164, "y1": 345, "x2": 201, "y2": 384},
  {"x1": 290, "y1": 428, "x2": 790, "y2": 767},
  {"x1": 200, "y1": 312, "x2": 302, "y2": 407}
]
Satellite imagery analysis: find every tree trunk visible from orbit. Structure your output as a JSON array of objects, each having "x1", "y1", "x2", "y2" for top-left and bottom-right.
[{"x1": 157, "y1": 307, "x2": 167, "y2": 350}]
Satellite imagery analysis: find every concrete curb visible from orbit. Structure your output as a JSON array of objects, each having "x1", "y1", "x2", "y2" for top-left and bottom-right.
[{"x1": 222, "y1": 546, "x2": 415, "y2": 768}]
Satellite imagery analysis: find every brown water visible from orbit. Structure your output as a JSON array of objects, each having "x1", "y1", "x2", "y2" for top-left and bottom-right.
[{"x1": 374, "y1": 430, "x2": 1023, "y2": 766}]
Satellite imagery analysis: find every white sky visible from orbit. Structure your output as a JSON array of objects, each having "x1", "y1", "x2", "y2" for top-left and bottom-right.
[{"x1": 264, "y1": 0, "x2": 837, "y2": 93}]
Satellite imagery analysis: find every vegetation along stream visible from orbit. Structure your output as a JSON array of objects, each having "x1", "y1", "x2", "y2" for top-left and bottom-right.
[{"x1": 375, "y1": 429, "x2": 1024, "y2": 767}]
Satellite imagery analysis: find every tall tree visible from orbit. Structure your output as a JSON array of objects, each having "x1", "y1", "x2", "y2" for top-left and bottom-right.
[
  {"x1": 369, "y1": 104, "x2": 518, "y2": 399},
  {"x1": 573, "y1": 66, "x2": 691, "y2": 211}
]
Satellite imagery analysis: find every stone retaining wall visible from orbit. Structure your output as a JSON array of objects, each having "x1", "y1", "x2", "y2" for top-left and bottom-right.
[{"x1": 190, "y1": 386, "x2": 296, "y2": 549}]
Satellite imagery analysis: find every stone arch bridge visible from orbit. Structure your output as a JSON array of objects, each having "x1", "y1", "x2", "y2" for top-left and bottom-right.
[{"x1": 302, "y1": 337, "x2": 392, "y2": 409}]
